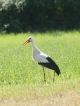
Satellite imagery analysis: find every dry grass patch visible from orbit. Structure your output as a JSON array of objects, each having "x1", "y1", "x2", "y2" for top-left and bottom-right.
[{"x1": 0, "y1": 89, "x2": 80, "y2": 106}]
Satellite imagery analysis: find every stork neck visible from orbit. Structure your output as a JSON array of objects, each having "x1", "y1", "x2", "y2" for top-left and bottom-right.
[
  {"x1": 31, "y1": 40, "x2": 36, "y2": 49},
  {"x1": 31, "y1": 41, "x2": 40, "y2": 52}
]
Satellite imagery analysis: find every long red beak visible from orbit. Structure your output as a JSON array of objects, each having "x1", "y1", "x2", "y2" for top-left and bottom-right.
[{"x1": 23, "y1": 40, "x2": 30, "y2": 46}]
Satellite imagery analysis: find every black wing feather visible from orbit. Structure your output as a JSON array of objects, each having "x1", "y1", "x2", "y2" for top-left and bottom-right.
[{"x1": 38, "y1": 57, "x2": 60, "y2": 75}]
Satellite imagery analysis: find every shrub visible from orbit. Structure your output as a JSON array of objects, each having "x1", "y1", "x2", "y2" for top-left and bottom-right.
[{"x1": 0, "y1": 0, "x2": 80, "y2": 33}]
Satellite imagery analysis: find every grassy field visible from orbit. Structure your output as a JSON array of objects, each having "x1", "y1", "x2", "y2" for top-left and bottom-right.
[{"x1": 0, "y1": 30, "x2": 80, "y2": 106}]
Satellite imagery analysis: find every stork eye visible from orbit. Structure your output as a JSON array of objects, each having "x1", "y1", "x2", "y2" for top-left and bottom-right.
[{"x1": 29, "y1": 38, "x2": 31, "y2": 40}]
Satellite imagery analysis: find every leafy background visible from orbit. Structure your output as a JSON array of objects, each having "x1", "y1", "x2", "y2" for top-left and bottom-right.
[{"x1": 0, "y1": 0, "x2": 80, "y2": 33}]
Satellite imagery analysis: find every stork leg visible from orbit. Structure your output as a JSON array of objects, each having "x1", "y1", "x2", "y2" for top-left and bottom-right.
[
  {"x1": 42, "y1": 67, "x2": 46, "y2": 82},
  {"x1": 53, "y1": 71, "x2": 55, "y2": 82}
]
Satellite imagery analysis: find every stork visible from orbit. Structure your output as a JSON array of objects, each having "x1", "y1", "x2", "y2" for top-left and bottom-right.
[{"x1": 23, "y1": 36, "x2": 60, "y2": 82}]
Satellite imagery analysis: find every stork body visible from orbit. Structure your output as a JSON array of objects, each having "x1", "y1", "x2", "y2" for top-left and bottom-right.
[{"x1": 23, "y1": 36, "x2": 60, "y2": 82}]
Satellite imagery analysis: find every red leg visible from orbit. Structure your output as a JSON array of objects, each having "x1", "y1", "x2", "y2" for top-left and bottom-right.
[
  {"x1": 42, "y1": 67, "x2": 46, "y2": 82},
  {"x1": 53, "y1": 71, "x2": 55, "y2": 82}
]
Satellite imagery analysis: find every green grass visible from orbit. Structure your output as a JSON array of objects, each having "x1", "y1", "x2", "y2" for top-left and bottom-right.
[{"x1": 0, "y1": 30, "x2": 80, "y2": 102}]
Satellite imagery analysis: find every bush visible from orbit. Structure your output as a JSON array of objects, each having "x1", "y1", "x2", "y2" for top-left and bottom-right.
[{"x1": 0, "y1": 0, "x2": 80, "y2": 33}]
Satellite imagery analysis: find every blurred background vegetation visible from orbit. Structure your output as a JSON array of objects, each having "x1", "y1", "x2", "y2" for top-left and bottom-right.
[{"x1": 0, "y1": 0, "x2": 80, "y2": 33}]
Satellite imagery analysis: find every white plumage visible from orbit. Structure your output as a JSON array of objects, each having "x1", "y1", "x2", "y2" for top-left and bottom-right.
[
  {"x1": 34, "y1": 52, "x2": 49, "y2": 63},
  {"x1": 23, "y1": 36, "x2": 60, "y2": 82}
]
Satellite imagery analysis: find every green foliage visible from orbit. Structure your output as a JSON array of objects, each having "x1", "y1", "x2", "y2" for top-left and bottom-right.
[
  {"x1": 0, "y1": 0, "x2": 80, "y2": 32},
  {"x1": 0, "y1": 31, "x2": 80, "y2": 86},
  {"x1": 0, "y1": 31, "x2": 80, "y2": 101}
]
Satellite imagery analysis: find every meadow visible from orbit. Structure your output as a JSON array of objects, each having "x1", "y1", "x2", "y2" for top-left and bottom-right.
[{"x1": 0, "y1": 30, "x2": 80, "y2": 106}]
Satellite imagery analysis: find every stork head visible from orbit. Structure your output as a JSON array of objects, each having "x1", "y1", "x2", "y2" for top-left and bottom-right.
[{"x1": 23, "y1": 36, "x2": 34, "y2": 46}]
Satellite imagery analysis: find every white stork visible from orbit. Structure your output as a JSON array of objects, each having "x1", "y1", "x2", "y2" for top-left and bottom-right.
[{"x1": 23, "y1": 36, "x2": 60, "y2": 82}]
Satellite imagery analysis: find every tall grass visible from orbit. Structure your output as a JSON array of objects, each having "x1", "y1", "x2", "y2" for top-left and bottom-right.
[{"x1": 0, "y1": 31, "x2": 80, "y2": 100}]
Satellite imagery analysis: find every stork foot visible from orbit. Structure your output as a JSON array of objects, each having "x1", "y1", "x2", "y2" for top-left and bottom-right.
[
  {"x1": 44, "y1": 79, "x2": 46, "y2": 83},
  {"x1": 53, "y1": 78, "x2": 54, "y2": 82}
]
